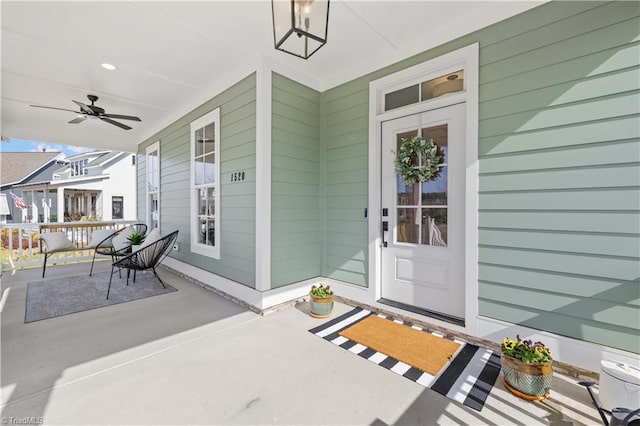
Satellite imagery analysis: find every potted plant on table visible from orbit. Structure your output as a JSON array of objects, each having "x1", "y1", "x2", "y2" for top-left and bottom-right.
[
  {"x1": 501, "y1": 336, "x2": 553, "y2": 400},
  {"x1": 309, "y1": 284, "x2": 334, "y2": 319},
  {"x1": 127, "y1": 232, "x2": 146, "y2": 251}
]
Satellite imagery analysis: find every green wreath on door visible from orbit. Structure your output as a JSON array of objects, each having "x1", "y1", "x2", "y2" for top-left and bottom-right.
[{"x1": 394, "y1": 136, "x2": 445, "y2": 184}]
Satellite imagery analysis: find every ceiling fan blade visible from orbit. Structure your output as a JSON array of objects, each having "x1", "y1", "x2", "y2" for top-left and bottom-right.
[
  {"x1": 68, "y1": 115, "x2": 87, "y2": 124},
  {"x1": 103, "y1": 113, "x2": 141, "y2": 122},
  {"x1": 30, "y1": 105, "x2": 81, "y2": 114},
  {"x1": 100, "y1": 117, "x2": 132, "y2": 130},
  {"x1": 72, "y1": 100, "x2": 93, "y2": 114}
]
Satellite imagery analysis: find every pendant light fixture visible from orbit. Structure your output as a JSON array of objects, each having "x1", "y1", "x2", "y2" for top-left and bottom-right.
[{"x1": 272, "y1": 0, "x2": 330, "y2": 59}]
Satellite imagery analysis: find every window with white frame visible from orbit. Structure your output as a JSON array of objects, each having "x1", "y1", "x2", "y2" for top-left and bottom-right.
[
  {"x1": 146, "y1": 141, "x2": 160, "y2": 230},
  {"x1": 190, "y1": 109, "x2": 220, "y2": 259},
  {"x1": 71, "y1": 159, "x2": 89, "y2": 176}
]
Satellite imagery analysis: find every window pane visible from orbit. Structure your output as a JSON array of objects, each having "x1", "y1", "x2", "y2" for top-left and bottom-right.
[
  {"x1": 112, "y1": 196, "x2": 123, "y2": 219},
  {"x1": 421, "y1": 166, "x2": 447, "y2": 205},
  {"x1": 421, "y1": 70, "x2": 464, "y2": 101},
  {"x1": 396, "y1": 130, "x2": 420, "y2": 206},
  {"x1": 149, "y1": 193, "x2": 158, "y2": 229},
  {"x1": 421, "y1": 208, "x2": 447, "y2": 246},
  {"x1": 207, "y1": 188, "x2": 215, "y2": 216},
  {"x1": 204, "y1": 153, "x2": 215, "y2": 184},
  {"x1": 198, "y1": 217, "x2": 207, "y2": 244},
  {"x1": 198, "y1": 190, "x2": 208, "y2": 216},
  {"x1": 385, "y1": 84, "x2": 419, "y2": 111},
  {"x1": 206, "y1": 219, "x2": 215, "y2": 246},
  {"x1": 421, "y1": 124, "x2": 448, "y2": 164},
  {"x1": 397, "y1": 131, "x2": 419, "y2": 167},
  {"x1": 397, "y1": 177, "x2": 419, "y2": 206},
  {"x1": 148, "y1": 150, "x2": 159, "y2": 190},
  {"x1": 195, "y1": 128, "x2": 204, "y2": 157},
  {"x1": 198, "y1": 188, "x2": 215, "y2": 216},
  {"x1": 194, "y1": 158, "x2": 204, "y2": 185},
  {"x1": 203, "y1": 123, "x2": 215, "y2": 154},
  {"x1": 397, "y1": 208, "x2": 419, "y2": 244},
  {"x1": 198, "y1": 216, "x2": 215, "y2": 246}
]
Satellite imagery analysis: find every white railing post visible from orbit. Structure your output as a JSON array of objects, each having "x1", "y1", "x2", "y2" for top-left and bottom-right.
[{"x1": 1, "y1": 220, "x2": 138, "y2": 271}]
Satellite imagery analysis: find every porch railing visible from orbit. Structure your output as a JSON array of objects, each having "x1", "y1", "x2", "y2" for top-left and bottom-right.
[{"x1": 0, "y1": 220, "x2": 138, "y2": 271}]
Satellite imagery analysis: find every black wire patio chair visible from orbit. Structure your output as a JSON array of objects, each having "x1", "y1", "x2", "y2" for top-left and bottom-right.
[
  {"x1": 106, "y1": 230, "x2": 179, "y2": 299},
  {"x1": 89, "y1": 223, "x2": 147, "y2": 276}
]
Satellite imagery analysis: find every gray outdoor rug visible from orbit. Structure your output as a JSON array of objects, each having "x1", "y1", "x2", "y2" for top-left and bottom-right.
[{"x1": 25, "y1": 271, "x2": 177, "y2": 323}]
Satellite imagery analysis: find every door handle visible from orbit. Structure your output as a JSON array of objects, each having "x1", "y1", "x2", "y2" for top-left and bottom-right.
[{"x1": 382, "y1": 221, "x2": 388, "y2": 247}]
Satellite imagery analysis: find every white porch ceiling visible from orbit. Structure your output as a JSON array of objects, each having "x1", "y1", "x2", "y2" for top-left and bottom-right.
[{"x1": 1, "y1": 1, "x2": 543, "y2": 153}]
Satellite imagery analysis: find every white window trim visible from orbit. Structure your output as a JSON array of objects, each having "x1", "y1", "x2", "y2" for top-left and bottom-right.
[
  {"x1": 367, "y1": 43, "x2": 479, "y2": 335},
  {"x1": 190, "y1": 108, "x2": 221, "y2": 259},
  {"x1": 146, "y1": 140, "x2": 160, "y2": 231}
]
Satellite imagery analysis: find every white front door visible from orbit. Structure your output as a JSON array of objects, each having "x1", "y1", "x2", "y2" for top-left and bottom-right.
[{"x1": 380, "y1": 103, "x2": 466, "y2": 320}]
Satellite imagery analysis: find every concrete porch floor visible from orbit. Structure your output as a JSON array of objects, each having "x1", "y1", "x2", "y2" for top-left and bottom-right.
[{"x1": 1, "y1": 262, "x2": 603, "y2": 425}]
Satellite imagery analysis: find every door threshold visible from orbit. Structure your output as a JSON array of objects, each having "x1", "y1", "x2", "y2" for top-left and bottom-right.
[{"x1": 377, "y1": 298, "x2": 465, "y2": 327}]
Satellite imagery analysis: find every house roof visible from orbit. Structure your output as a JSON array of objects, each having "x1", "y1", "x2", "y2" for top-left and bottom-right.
[
  {"x1": 65, "y1": 149, "x2": 109, "y2": 161},
  {"x1": 0, "y1": 151, "x2": 63, "y2": 186},
  {"x1": 86, "y1": 151, "x2": 123, "y2": 168}
]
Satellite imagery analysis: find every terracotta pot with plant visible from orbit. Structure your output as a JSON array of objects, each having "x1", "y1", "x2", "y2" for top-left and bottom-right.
[
  {"x1": 309, "y1": 284, "x2": 334, "y2": 319},
  {"x1": 501, "y1": 335, "x2": 553, "y2": 400}
]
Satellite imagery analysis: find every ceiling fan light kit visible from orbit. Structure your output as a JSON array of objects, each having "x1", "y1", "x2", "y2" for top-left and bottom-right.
[
  {"x1": 272, "y1": 0, "x2": 329, "y2": 59},
  {"x1": 30, "y1": 94, "x2": 141, "y2": 130}
]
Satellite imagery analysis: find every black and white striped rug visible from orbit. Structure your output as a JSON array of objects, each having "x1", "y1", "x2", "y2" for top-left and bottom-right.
[{"x1": 309, "y1": 307, "x2": 501, "y2": 411}]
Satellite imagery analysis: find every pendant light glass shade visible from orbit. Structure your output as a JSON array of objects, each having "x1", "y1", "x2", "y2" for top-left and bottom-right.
[{"x1": 272, "y1": 0, "x2": 330, "y2": 59}]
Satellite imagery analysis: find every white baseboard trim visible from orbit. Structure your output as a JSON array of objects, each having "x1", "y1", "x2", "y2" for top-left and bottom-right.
[
  {"x1": 304, "y1": 278, "x2": 640, "y2": 374},
  {"x1": 162, "y1": 257, "x2": 323, "y2": 311},
  {"x1": 162, "y1": 258, "x2": 639, "y2": 374},
  {"x1": 475, "y1": 315, "x2": 640, "y2": 374}
]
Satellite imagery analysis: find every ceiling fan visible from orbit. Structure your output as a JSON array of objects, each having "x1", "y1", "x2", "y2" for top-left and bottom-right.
[{"x1": 30, "y1": 94, "x2": 141, "y2": 130}]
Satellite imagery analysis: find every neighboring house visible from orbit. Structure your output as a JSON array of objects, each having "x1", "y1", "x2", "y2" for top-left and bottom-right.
[
  {"x1": 0, "y1": 150, "x2": 137, "y2": 222},
  {"x1": 0, "y1": 151, "x2": 66, "y2": 222},
  {"x1": 136, "y1": 2, "x2": 639, "y2": 373},
  {"x1": 46, "y1": 150, "x2": 137, "y2": 222}
]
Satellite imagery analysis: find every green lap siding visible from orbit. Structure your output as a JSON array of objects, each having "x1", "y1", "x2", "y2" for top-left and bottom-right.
[
  {"x1": 476, "y1": 1, "x2": 640, "y2": 354},
  {"x1": 271, "y1": 73, "x2": 322, "y2": 288},
  {"x1": 321, "y1": 1, "x2": 640, "y2": 352},
  {"x1": 138, "y1": 73, "x2": 257, "y2": 287}
]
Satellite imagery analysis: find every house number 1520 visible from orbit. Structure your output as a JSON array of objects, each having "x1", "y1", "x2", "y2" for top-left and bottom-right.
[{"x1": 230, "y1": 171, "x2": 245, "y2": 182}]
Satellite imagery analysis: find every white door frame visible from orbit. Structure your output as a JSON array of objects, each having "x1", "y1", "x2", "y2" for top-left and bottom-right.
[{"x1": 367, "y1": 43, "x2": 479, "y2": 334}]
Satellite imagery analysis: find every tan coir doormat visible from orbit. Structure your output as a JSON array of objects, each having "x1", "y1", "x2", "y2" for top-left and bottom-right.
[
  {"x1": 310, "y1": 307, "x2": 501, "y2": 411},
  {"x1": 339, "y1": 314, "x2": 460, "y2": 375}
]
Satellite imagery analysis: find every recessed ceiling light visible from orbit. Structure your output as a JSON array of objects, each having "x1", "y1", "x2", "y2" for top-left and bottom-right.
[{"x1": 101, "y1": 63, "x2": 117, "y2": 71}]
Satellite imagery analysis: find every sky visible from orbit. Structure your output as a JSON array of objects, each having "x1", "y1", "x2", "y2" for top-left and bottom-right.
[{"x1": 0, "y1": 138, "x2": 94, "y2": 157}]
